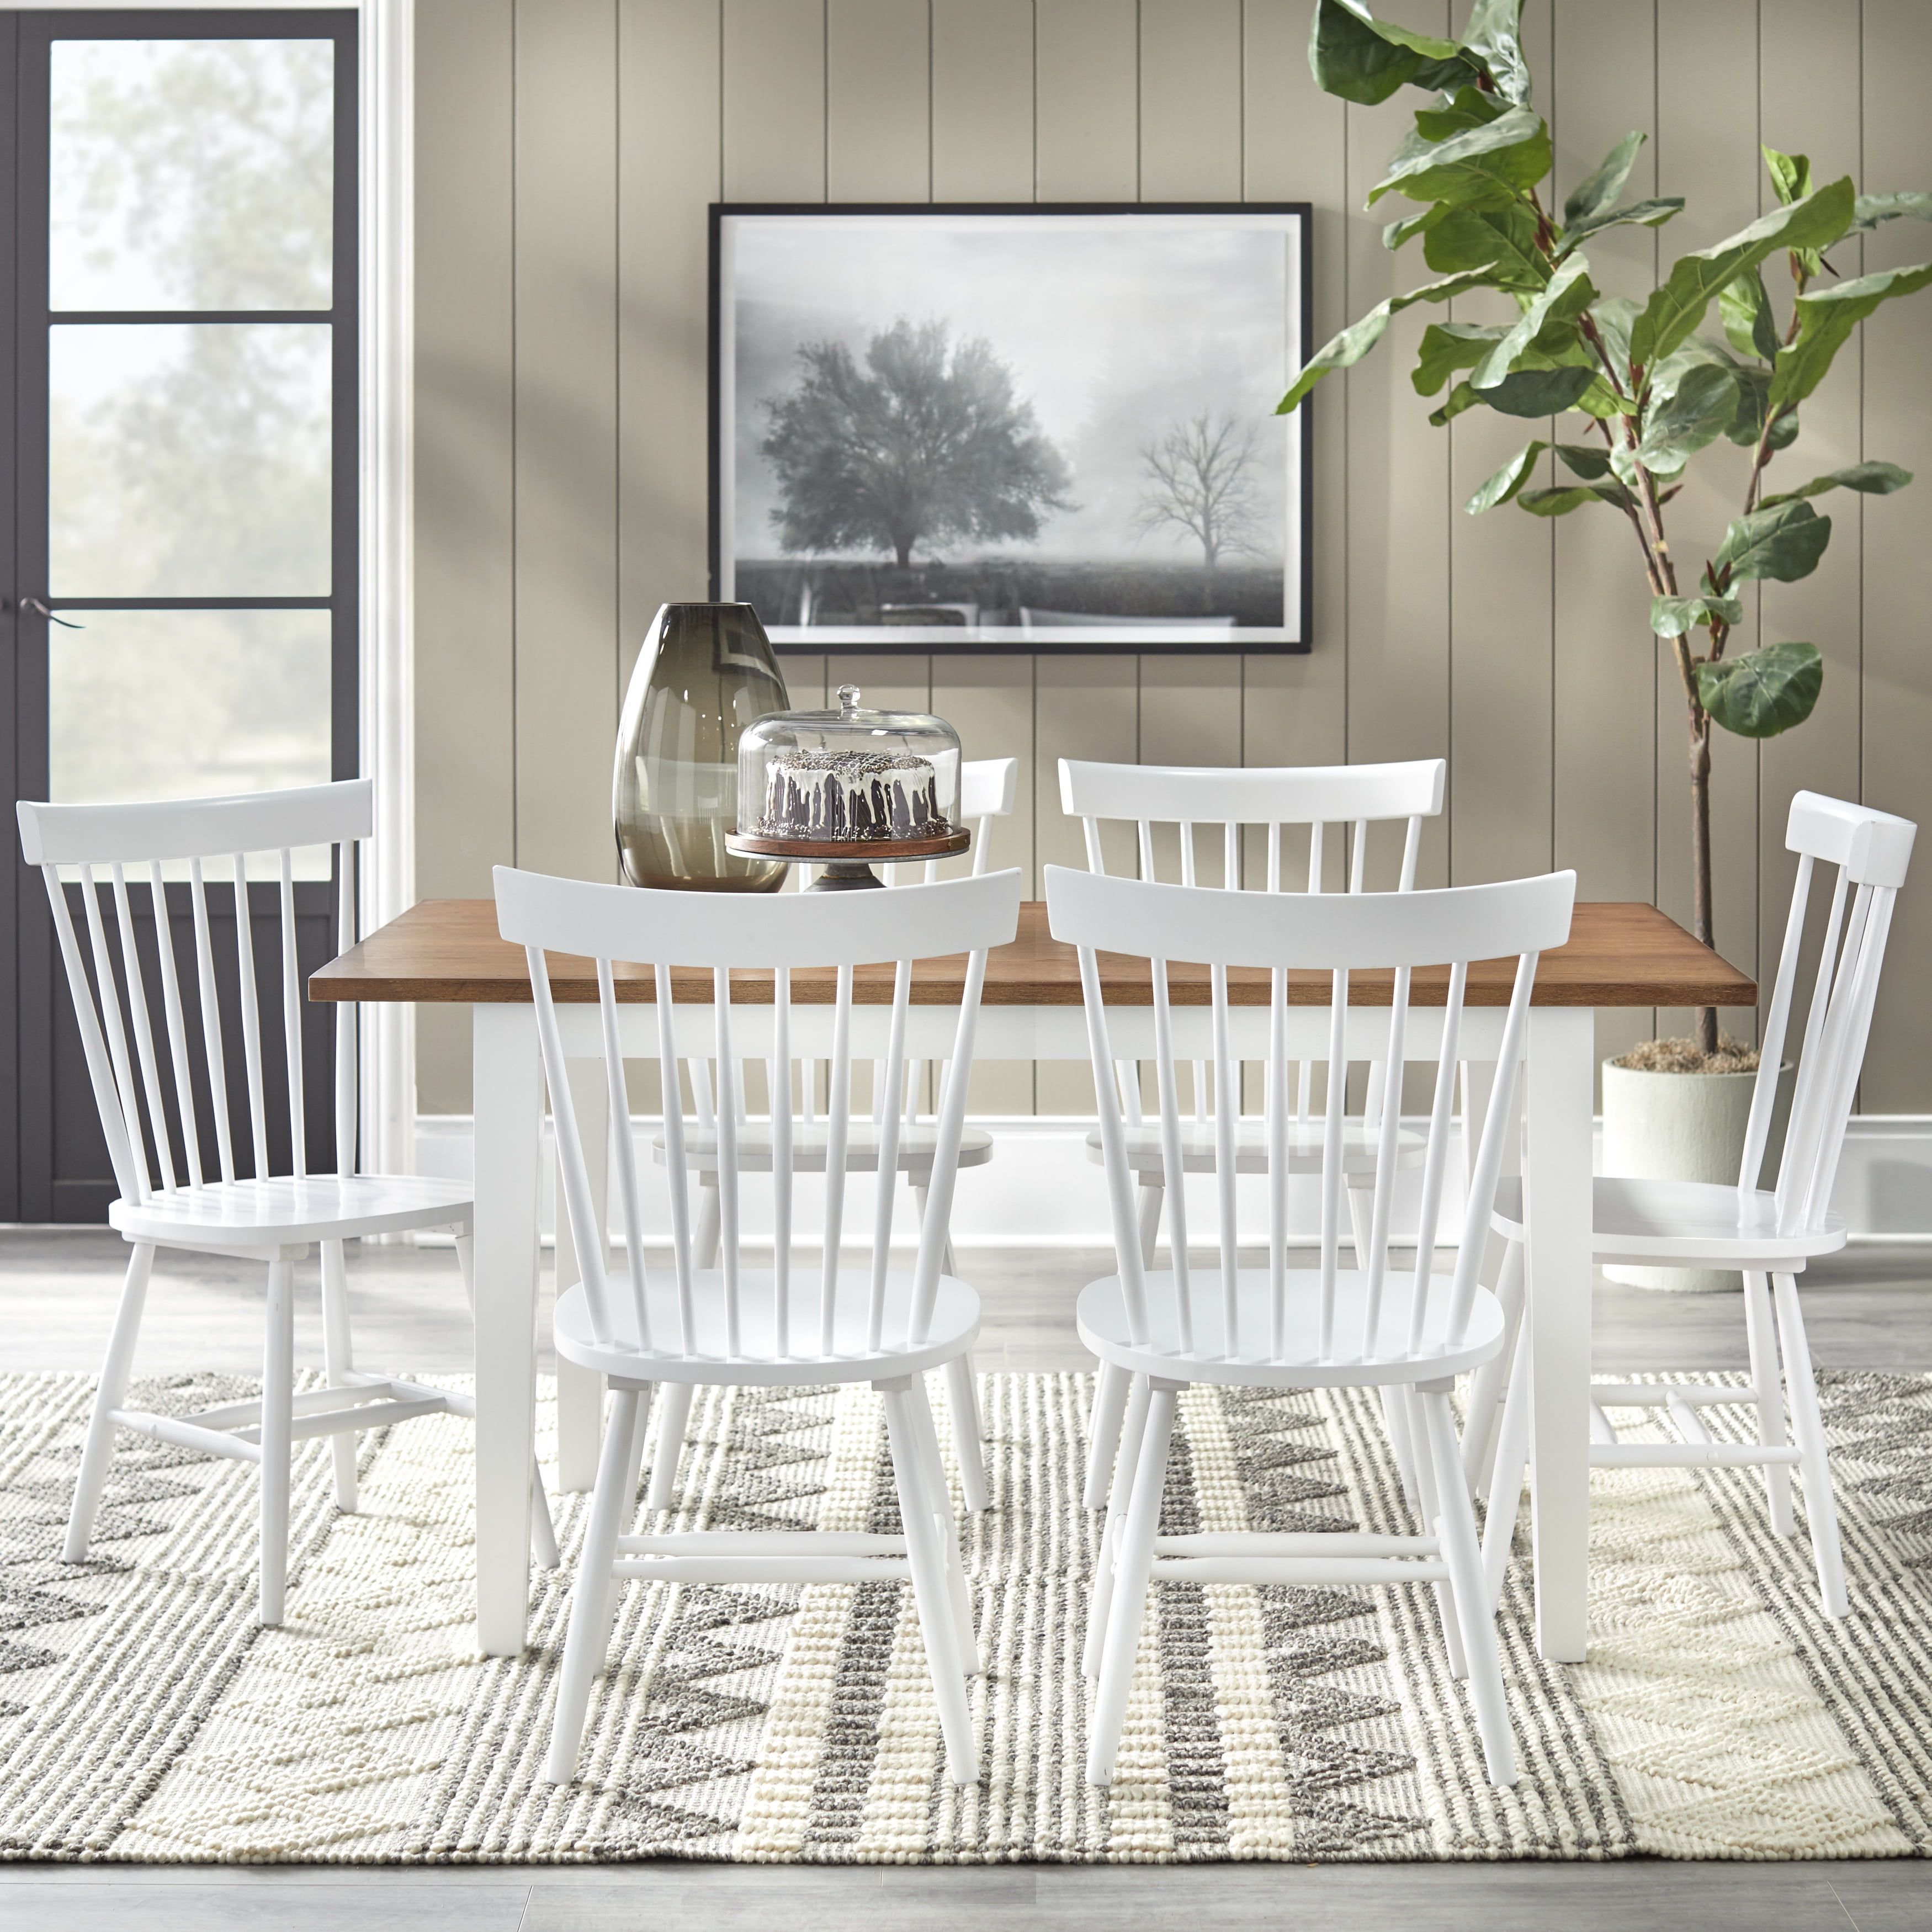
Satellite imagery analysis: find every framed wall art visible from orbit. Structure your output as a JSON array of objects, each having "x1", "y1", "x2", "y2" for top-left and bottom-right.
[{"x1": 709, "y1": 203, "x2": 1313, "y2": 654}]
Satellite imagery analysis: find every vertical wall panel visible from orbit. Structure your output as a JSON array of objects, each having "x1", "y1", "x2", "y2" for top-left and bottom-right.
[
  {"x1": 415, "y1": 0, "x2": 516, "y2": 1111},
  {"x1": 723, "y1": 0, "x2": 827, "y2": 200},
  {"x1": 1860, "y1": 0, "x2": 1932, "y2": 1110},
  {"x1": 513, "y1": 0, "x2": 620, "y2": 885},
  {"x1": 932, "y1": 0, "x2": 1034, "y2": 201},
  {"x1": 1549, "y1": 0, "x2": 1660, "y2": 1079},
  {"x1": 1036, "y1": 0, "x2": 1138, "y2": 199},
  {"x1": 1653, "y1": 0, "x2": 1761, "y2": 1042},
  {"x1": 1140, "y1": 0, "x2": 1241, "y2": 201},
  {"x1": 827, "y1": 0, "x2": 930, "y2": 200}
]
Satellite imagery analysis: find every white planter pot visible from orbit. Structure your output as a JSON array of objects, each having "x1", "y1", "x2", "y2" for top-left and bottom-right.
[{"x1": 1600, "y1": 1057, "x2": 1794, "y2": 1294}]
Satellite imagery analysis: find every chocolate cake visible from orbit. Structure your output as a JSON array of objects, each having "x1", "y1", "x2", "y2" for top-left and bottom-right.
[{"x1": 760, "y1": 749, "x2": 947, "y2": 842}]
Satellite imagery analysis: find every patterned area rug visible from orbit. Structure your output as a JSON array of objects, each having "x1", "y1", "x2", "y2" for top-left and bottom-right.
[{"x1": 2, "y1": 1365, "x2": 1930, "y2": 1862}]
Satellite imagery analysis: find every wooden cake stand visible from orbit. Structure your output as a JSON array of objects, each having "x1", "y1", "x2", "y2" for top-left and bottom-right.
[{"x1": 725, "y1": 827, "x2": 970, "y2": 891}]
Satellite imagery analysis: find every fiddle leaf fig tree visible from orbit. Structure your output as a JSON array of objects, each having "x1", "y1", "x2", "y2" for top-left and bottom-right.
[{"x1": 1282, "y1": 0, "x2": 1932, "y2": 1052}]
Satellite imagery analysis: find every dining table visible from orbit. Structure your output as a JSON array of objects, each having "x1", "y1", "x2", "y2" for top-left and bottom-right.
[{"x1": 311, "y1": 895, "x2": 1756, "y2": 1664}]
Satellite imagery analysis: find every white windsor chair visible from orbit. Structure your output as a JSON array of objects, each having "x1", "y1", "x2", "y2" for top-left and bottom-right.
[
  {"x1": 497, "y1": 863, "x2": 1022, "y2": 1787},
  {"x1": 1046, "y1": 861, "x2": 1577, "y2": 1790},
  {"x1": 17, "y1": 782, "x2": 556, "y2": 1627},
  {"x1": 1477, "y1": 790, "x2": 1915, "y2": 1620},
  {"x1": 1059, "y1": 756, "x2": 1448, "y2": 1509},
  {"x1": 639, "y1": 756, "x2": 1019, "y2": 1516}
]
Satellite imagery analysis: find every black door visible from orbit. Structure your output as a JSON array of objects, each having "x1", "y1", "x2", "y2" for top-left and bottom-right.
[{"x1": 3, "y1": 10, "x2": 358, "y2": 1220}]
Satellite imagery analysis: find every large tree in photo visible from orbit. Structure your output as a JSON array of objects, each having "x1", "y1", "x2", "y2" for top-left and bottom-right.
[
  {"x1": 1135, "y1": 412, "x2": 1268, "y2": 604},
  {"x1": 761, "y1": 318, "x2": 1072, "y2": 569}
]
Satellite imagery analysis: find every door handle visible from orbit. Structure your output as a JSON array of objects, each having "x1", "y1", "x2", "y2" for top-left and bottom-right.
[{"x1": 20, "y1": 598, "x2": 83, "y2": 629}]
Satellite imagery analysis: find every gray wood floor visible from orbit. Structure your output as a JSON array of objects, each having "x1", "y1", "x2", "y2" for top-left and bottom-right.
[{"x1": 5, "y1": 1228, "x2": 1931, "y2": 1928}]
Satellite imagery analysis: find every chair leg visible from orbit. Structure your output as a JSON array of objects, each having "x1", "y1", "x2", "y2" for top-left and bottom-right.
[
  {"x1": 1744, "y1": 1268, "x2": 1795, "y2": 1536},
  {"x1": 1085, "y1": 1371, "x2": 1150, "y2": 1680},
  {"x1": 457, "y1": 1230, "x2": 559, "y2": 1563},
  {"x1": 882, "y1": 1384, "x2": 980, "y2": 1785},
  {"x1": 64, "y1": 1242, "x2": 156, "y2": 1563},
  {"x1": 941, "y1": 1356, "x2": 990, "y2": 1514},
  {"x1": 909, "y1": 1375, "x2": 980, "y2": 1673},
  {"x1": 1404, "y1": 1383, "x2": 1466, "y2": 1680},
  {"x1": 319, "y1": 1239, "x2": 358, "y2": 1512},
  {"x1": 1381, "y1": 1383, "x2": 1421, "y2": 1510},
  {"x1": 1136, "y1": 1180, "x2": 1163, "y2": 1268},
  {"x1": 544, "y1": 1383, "x2": 651, "y2": 1785},
  {"x1": 1464, "y1": 1238, "x2": 1525, "y2": 1492},
  {"x1": 1421, "y1": 1387, "x2": 1518, "y2": 1788},
  {"x1": 1483, "y1": 1315, "x2": 1532, "y2": 1613},
  {"x1": 1086, "y1": 1382, "x2": 1179, "y2": 1788},
  {"x1": 259, "y1": 1259, "x2": 296, "y2": 1627},
  {"x1": 693, "y1": 1176, "x2": 722, "y2": 1268},
  {"x1": 1082, "y1": 1361, "x2": 1132, "y2": 1511},
  {"x1": 1773, "y1": 1272, "x2": 1848, "y2": 1618},
  {"x1": 645, "y1": 1382, "x2": 697, "y2": 1514}
]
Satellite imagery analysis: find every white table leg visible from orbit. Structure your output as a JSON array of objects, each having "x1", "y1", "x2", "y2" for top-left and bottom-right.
[
  {"x1": 554, "y1": 1056, "x2": 609, "y2": 1493},
  {"x1": 473, "y1": 1002, "x2": 544, "y2": 1657},
  {"x1": 1524, "y1": 1005, "x2": 1594, "y2": 1662}
]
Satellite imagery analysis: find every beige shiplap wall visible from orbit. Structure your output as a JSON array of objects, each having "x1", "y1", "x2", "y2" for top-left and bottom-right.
[{"x1": 414, "y1": 0, "x2": 1932, "y2": 1114}]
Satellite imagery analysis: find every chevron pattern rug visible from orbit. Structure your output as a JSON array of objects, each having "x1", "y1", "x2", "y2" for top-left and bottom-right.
[{"x1": 2, "y1": 1365, "x2": 1930, "y2": 1862}]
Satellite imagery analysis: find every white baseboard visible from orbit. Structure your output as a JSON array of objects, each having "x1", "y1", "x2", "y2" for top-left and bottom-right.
[{"x1": 412, "y1": 1111, "x2": 1932, "y2": 1248}]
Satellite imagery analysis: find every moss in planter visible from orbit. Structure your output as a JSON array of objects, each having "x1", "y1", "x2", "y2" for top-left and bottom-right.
[{"x1": 1612, "y1": 1035, "x2": 1760, "y2": 1075}]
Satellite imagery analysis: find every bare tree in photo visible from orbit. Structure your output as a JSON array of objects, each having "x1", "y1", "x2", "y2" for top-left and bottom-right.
[
  {"x1": 762, "y1": 317, "x2": 1072, "y2": 569},
  {"x1": 1136, "y1": 413, "x2": 1267, "y2": 607}
]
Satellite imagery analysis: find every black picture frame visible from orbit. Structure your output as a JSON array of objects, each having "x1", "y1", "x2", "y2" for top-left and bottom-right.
[{"x1": 709, "y1": 202, "x2": 1314, "y2": 656}]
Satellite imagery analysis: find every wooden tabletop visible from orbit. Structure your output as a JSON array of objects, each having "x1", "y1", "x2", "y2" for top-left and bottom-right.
[{"x1": 311, "y1": 899, "x2": 1756, "y2": 1010}]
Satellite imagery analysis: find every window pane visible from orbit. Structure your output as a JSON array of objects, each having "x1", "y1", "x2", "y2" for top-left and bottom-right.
[
  {"x1": 50, "y1": 609, "x2": 332, "y2": 804},
  {"x1": 50, "y1": 323, "x2": 331, "y2": 596},
  {"x1": 50, "y1": 38, "x2": 334, "y2": 312}
]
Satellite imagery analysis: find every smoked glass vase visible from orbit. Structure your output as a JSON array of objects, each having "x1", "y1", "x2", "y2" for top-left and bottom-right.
[{"x1": 612, "y1": 602, "x2": 789, "y2": 891}]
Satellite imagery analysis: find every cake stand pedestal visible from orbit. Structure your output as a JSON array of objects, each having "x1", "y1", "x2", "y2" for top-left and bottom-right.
[{"x1": 724, "y1": 828, "x2": 970, "y2": 891}]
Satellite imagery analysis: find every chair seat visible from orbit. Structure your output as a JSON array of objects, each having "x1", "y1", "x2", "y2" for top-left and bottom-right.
[
  {"x1": 1083, "y1": 1120, "x2": 1425, "y2": 1177},
  {"x1": 1075, "y1": 1270, "x2": 1504, "y2": 1389},
  {"x1": 1489, "y1": 1175, "x2": 1848, "y2": 1267},
  {"x1": 653, "y1": 1123, "x2": 994, "y2": 1174},
  {"x1": 553, "y1": 1270, "x2": 980, "y2": 1386},
  {"x1": 109, "y1": 1172, "x2": 474, "y2": 1249}
]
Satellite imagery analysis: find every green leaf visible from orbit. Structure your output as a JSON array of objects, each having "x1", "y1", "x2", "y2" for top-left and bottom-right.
[
  {"x1": 1715, "y1": 499, "x2": 1834, "y2": 583},
  {"x1": 1697, "y1": 641, "x2": 1824, "y2": 739},
  {"x1": 1277, "y1": 270, "x2": 1499, "y2": 413},
  {"x1": 1482, "y1": 365, "x2": 1601, "y2": 417},
  {"x1": 1427, "y1": 381, "x2": 1485, "y2": 426},
  {"x1": 1719, "y1": 269, "x2": 1780, "y2": 362},
  {"x1": 1519, "y1": 482, "x2": 1634, "y2": 516},
  {"x1": 1308, "y1": 0, "x2": 1462, "y2": 106},
  {"x1": 1564, "y1": 130, "x2": 1646, "y2": 227},
  {"x1": 1634, "y1": 363, "x2": 1739, "y2": 475},
  {"x1": 1384, "y1": 207, "x2": 1444, "y2": 251},
  {"x1": 1630, "y1": 178, "x2": 1857, "y2": 368},
  {"x1": 1423, "y1": 202, "x2": 1548, "y2": 287},
  {"x1": 1853, "y1": 191, "x2": 1932, "y2": 232},
  {"x1": 1771, "y1": 259, "x2": 1932, "y2": 409},
  {"x1": 1652, "y1": 593, "x2": 1745, "y2": 638},
  {"x1": 1368, "y1": 104, "x2": 1551, "y2": 206},
  {"x1": 1763, "y1": 146, "x2": 1812, "y2": 207},
  {"x1": 1589, "y1": 296, "x2": 1639, "y2": 375},
  {"x1": 1466, "y1": 439, "x2": 1548, "y2": 514},
  {"x1": 1414, "y1": 85, "x2": 1508, "y2": 141},
  {"x1": 1459, "y1": 0, "x2": 1533, "y2": 107},
  {"x1": 1553, "y1": 441, "x2": 1614, "y2": 479},
  {"x1": 1474, "y1": 255, "x2": 1596, "y2": 388},
  {"x1": 1758, "y1": 460, "x2": 1914, "y2": 508},
  {"x1": 1412, "y1": 321, "x2": 1508, "y2": 396},
  {"x1": 1556, "y1": 197, "x2": 1684, "y2": 254}
]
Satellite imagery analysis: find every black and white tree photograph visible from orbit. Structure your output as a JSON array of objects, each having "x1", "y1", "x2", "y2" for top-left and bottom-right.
[{"x1": 712, "y1": 208, "x2": 1310, "y2": 650}]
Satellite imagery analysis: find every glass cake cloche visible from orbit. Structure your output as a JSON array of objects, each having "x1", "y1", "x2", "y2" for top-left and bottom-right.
[{"x1": 726, "y1": 684, "x2": 970, "y2": 890}]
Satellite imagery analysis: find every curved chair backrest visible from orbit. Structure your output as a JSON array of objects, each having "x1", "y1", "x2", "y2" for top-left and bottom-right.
[
  {"x1": 1748, "y1": 790, "x2": 1916, "y2": 1234},
  {"x1": 495, "y1": 865, "x2": 1023, "y2": 1357},
  {"x1": 15, "y1": 782, "x2": 370, "y2": 1206},
  {"x1": 1045, "y1": 863, "x2": 1575, "y2": 1362},
  {"x1": 1059, "y1": 756, "x2": 1445, "y2": 893}
]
